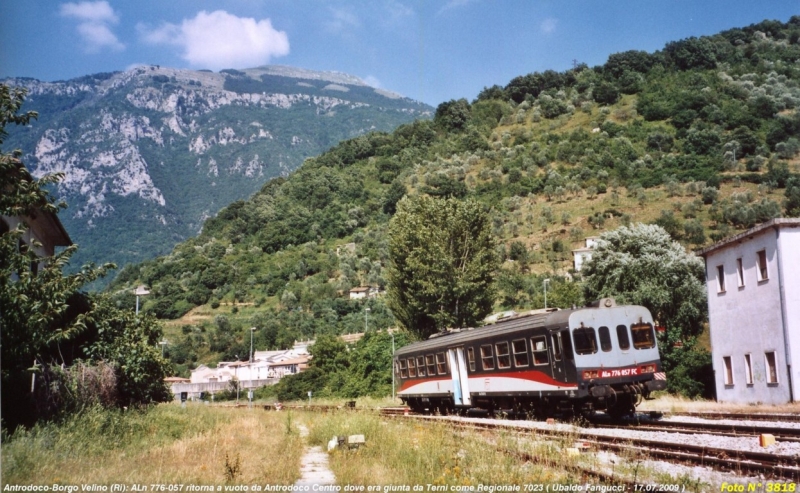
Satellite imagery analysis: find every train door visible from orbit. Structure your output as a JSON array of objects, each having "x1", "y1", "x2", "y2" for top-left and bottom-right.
[
  {"x1": 560, "y1": 329, "x2": 578, "y2": 383},
  {"x1": 549, "y1": 330, "x2": 577, "y2": 384},
  {"x1": 447, "y1": 347, "x2": 471, "y2": 406}
]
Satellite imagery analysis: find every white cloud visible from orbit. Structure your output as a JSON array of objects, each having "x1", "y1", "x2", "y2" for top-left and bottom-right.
[
  {"x1": 60, "y1": 1, "x2": 124, "y2": 52},
  {"x1": 438, "y1": 0, "x2": 477, "y2": 15},
  {"x1": 540, "y1": 18, "x2": 558, "y2": 35},
  {"x1": 325, "y1": 7, "x2": 361, "y2": 35},
  {"x1": 139, "y1": 10, "x2": 289, "y2": 70}
]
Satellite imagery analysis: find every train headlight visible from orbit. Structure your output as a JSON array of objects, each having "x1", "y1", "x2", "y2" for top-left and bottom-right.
[
  {"x1": 583, "y1": 370, "x2": 599, "y2": 379},
  {"x1": 639, "y1": 364, "x2": 656, "y2": 373}
]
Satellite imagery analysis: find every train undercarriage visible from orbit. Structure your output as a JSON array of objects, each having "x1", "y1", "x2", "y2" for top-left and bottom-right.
[{"x1": 402, "y1": 382, "x2": 654, "y2": 420}]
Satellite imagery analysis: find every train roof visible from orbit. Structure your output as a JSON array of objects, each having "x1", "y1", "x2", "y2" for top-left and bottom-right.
[
  {"x1": 395, "y1": 307, "x2": 572, "y2": 357},
  {"x1": 394, "y1": 298, "x2": 636, "y2": 357}
]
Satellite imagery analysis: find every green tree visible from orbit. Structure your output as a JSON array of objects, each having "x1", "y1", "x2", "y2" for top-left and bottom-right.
[
  {"x1": 386, "y1": 196, "x2": 499, "y2": 339},
  {"x1": 581, "y1": 224, "x2": 711, "y2": 397}
]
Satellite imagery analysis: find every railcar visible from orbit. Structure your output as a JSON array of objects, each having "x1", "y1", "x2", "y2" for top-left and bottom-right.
[{"x1": 393, "y1": 298, "x2": 667, "y2": 418}]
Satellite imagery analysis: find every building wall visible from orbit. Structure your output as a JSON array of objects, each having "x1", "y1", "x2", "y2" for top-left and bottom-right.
[
  {"x1": 705, "y1": 228, "x2": 791, "y2": 404},
  {"x1": 777, "y1": 228, "x2": 800, "y2": 401}
]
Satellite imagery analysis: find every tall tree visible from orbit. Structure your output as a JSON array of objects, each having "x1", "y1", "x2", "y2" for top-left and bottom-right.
[
  {"x1": 581, "y1": 223, "x2": 712, "y2": 397},
  {"x1": 386, "y1": 195, "x2": 498, "y2": 339}
]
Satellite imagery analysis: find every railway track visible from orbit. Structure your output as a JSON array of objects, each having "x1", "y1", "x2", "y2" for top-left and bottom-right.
[
  {"x1": 387, "y1": 413, "x2": 800, "y2": 481},
  {"x1": 666, "y1": 411, "x2": 800, "y2": 423},
  {"x1": 590, "y1": 415, "x2": 800, "y2": 443}
]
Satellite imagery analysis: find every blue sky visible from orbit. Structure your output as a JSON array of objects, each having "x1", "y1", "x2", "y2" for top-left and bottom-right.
[{"x1": 1, "y1": 1, "x2": 797, "y2": 106}]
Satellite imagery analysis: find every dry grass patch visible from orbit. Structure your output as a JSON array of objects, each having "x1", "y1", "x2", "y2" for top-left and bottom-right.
[{"x1": 2, "y1": 403, "x2": 303, "y2": 485}]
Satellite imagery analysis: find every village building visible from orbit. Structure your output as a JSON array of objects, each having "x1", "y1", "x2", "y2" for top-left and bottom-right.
[
  {"x1": 572, "y1": 236, "x2": 599, "y2": 272},
  {"x1": 1, "y1": 161, "x2": 72, "y2": 274},
  {"x1": 697, "y1": 218, "x2": 800, "y2": 404}
]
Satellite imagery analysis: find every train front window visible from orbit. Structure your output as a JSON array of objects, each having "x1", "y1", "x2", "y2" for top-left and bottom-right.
[
  {"x1": 480, "y1": 344, "x2": 494, "y2": 370},
  {"x1": 435, "y1": 352, "x2": 447, "y2": 374},
  {"x1": 616, "y1": 325, "x2": 631, "y2": 350},
  {"x1": 416, "y1": 356, "x2": 426, "y2": 377},
  {"x1": 408, "y1": 358, "x2": 417, "y2": 377},
  {"x1": 631, "y1": 322, "x2": 656, "y2": 349},
  {"x1": 572, "y1": 327, "x2": 598, "y2": 355},
  {"x1": 512, "y1": 339, "x2": 529, "y2": 367},
  {"x1": 426, "y1": 354, "x2": 436, "y2": 375},
  {"x1": 399, "y1": 359, "x2": 408, "y2": 378},
  {"x1": 467, "y1": 347, "x2": 476, "y2": 372},
  {"x1": 598, "y1": 326, "x2": 612, "y2": 352},
  {"x1": 531, "y1": 336, "x2": 549, "y2": 365},
  {"x1": 496, "y1": 342, "x2": 511, "y2": 369}
]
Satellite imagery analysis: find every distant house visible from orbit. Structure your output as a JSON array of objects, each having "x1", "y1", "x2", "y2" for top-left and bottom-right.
[
  {"x1": 189, "y1": 340, "x2": 312, "y2": 384},
  {"x1": 1, "y1": 161, "x2": 72, "y2": 275},
  {"x1": 572, "y1": 237, "x2": 599, "y2": 272},
  {"x1": 349, "y1": 286, "x2": 370, "y2": 299},
  {"x1": 697, "y1": 218, "x2": 800, "y2": 404}
]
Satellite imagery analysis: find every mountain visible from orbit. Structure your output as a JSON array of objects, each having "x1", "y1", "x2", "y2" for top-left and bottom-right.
[
  {"x1": 69, "y1": 17, "x2": 800, "y2": 374},
  {"x1": 2, "y1": 65, "x2": 432, "y2": 282}
]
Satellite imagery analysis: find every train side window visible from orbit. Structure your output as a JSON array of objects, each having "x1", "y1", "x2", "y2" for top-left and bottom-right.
[
  {"x1": 531, "y1": 336, "x2": 549, "y2": 365},
  {"x1": 598, "y1": 326, "x2": 612, "y2": 352},
  {"x1": 551, "y1": 334, "x2": 562, "y2": 362},
  {"x1": 436, "y1": 352, "x2": 447, "y2": 374},
  {"x1": 631, "y1": 323, "x2": 656, "y2": 349},
  {"x1": 512, "y1": 339, "x2": 529, "y2": 367},
  {"x1": 616, "y1": 325, "x2": 631, "y2": 350},
  {"x1": 561, "y1": 330, "x2": 574, "y2": 360},
  {"x1": 416, "y1": 356, "x2": 426, "y2": 377},
  {"x1": 480, "y1": 344, "x2": 494, "y2": 370},
  {"x1": 399, "y1": 359, "x2": 408, "y2": 378},
  {"x1": 466, "y1": 347, "x2": 476, "y2": 372},
  {"x1": 426, "y1": 354, "x2": 436, "y2": 375},
  {"x1": 496, "y1": 342, "x2": 511, "y2": 369},
  {"x1": 408, "y1": 358, "x2": 417, "y2": 377},
  {"x1": 572, "y1": 327, "x2": 598, "y2": 355}
]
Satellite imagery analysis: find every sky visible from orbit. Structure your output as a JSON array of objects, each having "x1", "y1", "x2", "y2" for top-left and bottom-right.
[{"x1": 1, "y1": 1, "x2": 797, "y2": 107}]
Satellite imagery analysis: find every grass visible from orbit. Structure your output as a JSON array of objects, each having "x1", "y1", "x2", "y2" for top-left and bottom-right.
[
  {"x1": 3, "y1": 400, "x2": 773, "y2": 489},
  {"x1": 2, "y1": 403, "x2": 304, "y2": 485},
  {"x1": 638, "y1": 393, "x2": 800, "y2": 414}
]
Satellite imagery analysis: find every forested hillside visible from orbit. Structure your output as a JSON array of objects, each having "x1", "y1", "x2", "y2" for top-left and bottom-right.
[{"x1": 109, "y1": 17, "x2": 800, "y2": 380}]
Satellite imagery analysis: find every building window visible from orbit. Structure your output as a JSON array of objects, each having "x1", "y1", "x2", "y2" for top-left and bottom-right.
[
  {"x1": 480, "y1": 345, "x2": 494, "y2": 370},
  {"x1": 744, "y1": 354, "x2": 753, "y2": 385},
  {"x1": 765, "y1": 351, "x2": 778, "y2": 384},
  {"x1": 723, "y1": 356, "x2": 733, "y2": 386},
  {"x1": 716, "y1": 265, "x2": 726, "y2": 293},
  {"x1": 466, "y1": 347, "x2": 475, "y2": 372},
  {"x1": 736, "y1": 258, "x2": 744, "y2": 287},
  {"x1": 757, "y1": 250, "x2": 768, "y2": 281}
]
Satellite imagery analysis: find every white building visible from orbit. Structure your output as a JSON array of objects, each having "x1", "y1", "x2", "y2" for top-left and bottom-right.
[
  {"x1": 190, "y1": 342, "x2": 311, "y2": 383},
  {"x1": 697, "y1": 218, "x2": 800, "y2": 404},
  {"x1": 572, "y1": 237, "x2": 599, "y2": 272}
]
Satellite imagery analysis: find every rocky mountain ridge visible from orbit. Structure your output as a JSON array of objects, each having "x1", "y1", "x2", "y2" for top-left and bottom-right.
[{"x1": 3, "y1": 65, "x2": 431, "y2": 283}]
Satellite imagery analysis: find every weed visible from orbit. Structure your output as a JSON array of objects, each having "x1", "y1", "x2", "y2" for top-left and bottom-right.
[{"x1": 223, "y1": 452, "x2": 242, "y2": 482}]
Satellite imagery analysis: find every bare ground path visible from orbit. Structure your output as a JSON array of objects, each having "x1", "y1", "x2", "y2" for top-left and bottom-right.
[{"x1": 294, "y1": 423, "x2": 336, "y2": 487}]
